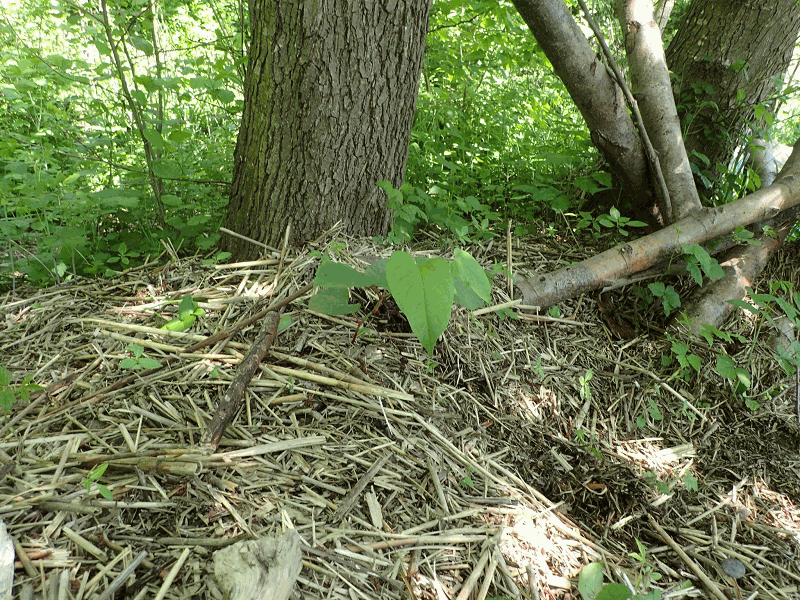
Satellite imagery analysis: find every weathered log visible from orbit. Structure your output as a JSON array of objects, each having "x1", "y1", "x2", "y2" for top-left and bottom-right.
[{"x1": 213, "y1": 529, "x2": 302, "y2": 600}]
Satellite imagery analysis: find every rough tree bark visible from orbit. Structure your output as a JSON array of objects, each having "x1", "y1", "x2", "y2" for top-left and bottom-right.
[
  {"x1": 224, "y1": 0, "x2": 431, "y2": 258},
  {"x1": 666, "y1": 0, "x2": 800, "y2": 174},
  {"x1": 511, "y1": 0, "x2": 657, "y2": 215}
]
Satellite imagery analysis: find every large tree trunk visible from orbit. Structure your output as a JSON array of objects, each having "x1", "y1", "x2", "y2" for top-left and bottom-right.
[
  {"x1": 666, "y1": 0, "x2": 800, "y2": 177},
  {"x1": 225, "y1": 0, "x2": 431, "y2": 258}
]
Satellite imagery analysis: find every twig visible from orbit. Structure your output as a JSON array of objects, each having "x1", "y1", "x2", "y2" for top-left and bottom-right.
[
  {"x1": 202, "y1": 310, "x2": 282, "y2": 449},
  {"x1": 219, "y1": 227, "x2": 281, "y2": 253},
  {"x1": 332, "y1": 455, "x2": 390, "y2": 521},
  {"x1": 96, "y1": 550, "x2": 148, "y2": 600}
]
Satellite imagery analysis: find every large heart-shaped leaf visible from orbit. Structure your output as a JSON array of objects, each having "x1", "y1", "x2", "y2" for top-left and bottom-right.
[{"x1": 386, "y1": 252, "x2": 454, "y2": 355}]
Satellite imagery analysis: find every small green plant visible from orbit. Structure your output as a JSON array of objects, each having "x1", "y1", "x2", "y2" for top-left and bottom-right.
[
  {"x1": 681, "y1": 243, "x2": 725, "y2": 286},
  {"x1": 595, "y1": 207, "x2": 648, "y2": 237},
  {"x1": 644, "y1": 471, "x2": 670, "y2": 495},
  {"x1": 716, "y1": 353, "x2": 751, "y2": 390},
  {"x1": 730, "y1": 225, "x2": 759, "y2": 245},
  {"x1": 683, "y1": 472, "x2": 698, "y2": 492},
  {"x1": 645, "y1": 399, "x2": 663, "y2": 422},
  {"x1": 666, "y1": 337, "x2": 700, "y2": 380},
  {"x1": 579, "y1": 369, "x2": 593, "y2": 400},
  {"x1": 106, "y1": 241, "x2": 139, "y2": 269},
  {"x1": 578, "y1": 563, "x2": 637, "y2": 600},
  {"x1": 579, "y1": 560, "x2": 678, "y2": 600},
  {"x1": 120, "y1": 344, "x2": 162, "y2": 371},
  {"x1": 648, "y1": 282, "x2": 681, "y2": 316},
  {"x1": 82, "y1": 463, "x2": 113, "y2": 500},
  {"x1": 730, "y1": 283, "x2": 800, "y2": 378},
  {"x1": 202, "y1": 251, "x2": 232, "y2": 266},
  {"x1": 460, "y1": 466, "x2": 476, "y2": 490},
  {"x1": 309, "y1": 248, "x2": 491, "y2": 355},
  {"x1": 376, "y1": 181, "x2": 499, "y2": 243},
  {"x1": 629, "y1": 539, "x2": 662, "y2": 588},
  {"x1": 0, "y1": 366, "x2": 42, "y2": 413},
  {"x1": 574, "y1": 428, "x2": 602, "y2": 458},
  {"x1": 161, "y1": 295, "x2": 205, "y2": 332}
]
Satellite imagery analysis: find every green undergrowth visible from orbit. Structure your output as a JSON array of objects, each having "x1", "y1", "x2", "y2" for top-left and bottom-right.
[
  {"x1": 0, "y1": 0, "x2": 240, "y2": 289},
  {"x1": 309, "y1": 248, "x2": 494, "y2": 355}
]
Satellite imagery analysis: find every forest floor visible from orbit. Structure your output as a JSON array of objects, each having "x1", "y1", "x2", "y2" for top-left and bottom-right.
[{"x1": 1, "y1": 228, "x2": 800, "y2": 600}]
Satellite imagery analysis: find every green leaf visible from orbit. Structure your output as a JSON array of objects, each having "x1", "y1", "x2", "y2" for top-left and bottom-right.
[
  {"x1": 452, "y1": 248, "x2": 491, "y2": 310},
  {"x1": 168, "y1": 129, "x2": 192, "y2": 143},
  {"x1": 596, "y1": 583, "x2": 632, "y2": 600},
  {"x1": 143, "y1": 128, "x2": 164, "y2": 152},
  {"x1": 215, "y1": 89, "x2": 235, "y2": 104},
  {"x1": 308, "y1": 287, "x2": 360, "y2": 315},
  {"x1": 152, "y1": 160, "x2": 182, "y2": 179},
  {"x1": 97, "y1": 484, "x2": 113, "y2": 500},
  {"x1": 363, "y1": 260, "x2": 389, "y2": 288},
  {"x1": 178, "y1": 295, "x2": 198, "y2": 320},
  {"x1": 686, "y1": 261, "x2": 703, "y2": 286},
  {"x1": 727, "y1": 299, "x2": 758, "y2": 314},
  {"x1": 578, "y1": 562, "x2": 605, "y2": 600},
  {"x1": 314, "y1": 261, "x2": 376, "y2": 289},
  {"x1": 57, "y1": 226, "x2": 87, "y2": 248},
  {"x1": 91, "y1": 463, "x2": 109, "y2": 480},
  {"x1": 138, "y1": 357, "x2": 162, "y2": 369},
  {"x1": 386, "y1": 252, "x2": 454, "y2": 355},
  {"x1": 171, "y1": 315, "x2": 196, "y2": 331},
  {"x1": 716, "y1": 354, "x2": 749, "y2": 389},
  {"x1": 716, "y1": 354, "x2": 736, "y2": 379},
  {"x1": 161, "y1": 194, "x2": 184, "y2": 207},
  {"x1": 597, "y1": 215, "x2": 614, "y2": 228},
  {"x1": 130, "y1": 35, "x2": 153, "y2": 55},
  {"x1": 683, "y1": 244, "x2": 724, "y2": 282},
  {"x1": 0, "y1": 367, "x2": 11, "y2": 387},
  {"x1": 278, "y1": 315, "x2": 293, "y2": 333},
  {"x1": 0, "y1": 389, "x2": 15, "y2": 413}
]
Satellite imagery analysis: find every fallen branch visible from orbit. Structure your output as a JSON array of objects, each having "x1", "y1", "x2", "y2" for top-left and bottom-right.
[
  {"x1": 515, "y1": 142, "x2": 800, "y2": 308},
  {"x1": 202, "y1": 310, "x2": 282, "y2": 450}
]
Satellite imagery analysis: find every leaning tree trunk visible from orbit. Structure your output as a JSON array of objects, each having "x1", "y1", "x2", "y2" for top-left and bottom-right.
[
  {"x1": 616, "y1": 0, "x2": 700, "y2": 223},
  {"x1": 666, "y1": 0, "x2": 800, "y2": 176},
  {"x1": 225, "y1": 0, "x2": 431, "y2": 257},
  {"x1": 514, "y1": 141, "x2": 800, "y2": 309},
  {"x1": 511, "y1": 0, "x2": 657, "y2": 217}
]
